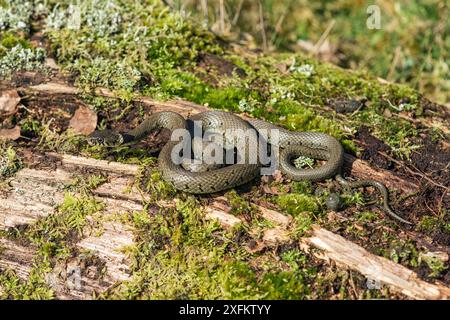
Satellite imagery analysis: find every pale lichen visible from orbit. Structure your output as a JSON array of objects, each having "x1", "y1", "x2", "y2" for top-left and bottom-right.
[
  {"x1": 0, "y1": 0, "x2": 46, "y2": 32},
  {"x1": 0, "y1": 44, "x2": 46, "y2": 78}
]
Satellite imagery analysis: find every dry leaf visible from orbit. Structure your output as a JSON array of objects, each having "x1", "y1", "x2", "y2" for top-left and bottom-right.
[
  {"x1": 0, "y1": 90, "x2": 21, "y2": 116},
  {"x1": 262, "y1": 184, "x2": 283, "y2": 195},
  {"x1": 0, "y1": 126, "x2": 21, "y2": 140},
  {"x1": 261, "y1": 170, "x2": 285, "y2": 195},
  {"x1": 272, "y1": 170, "x2": 283, "y2": 183},
  {"x1": 69, "y1": 105, "x2": 98, "y2": 135}
]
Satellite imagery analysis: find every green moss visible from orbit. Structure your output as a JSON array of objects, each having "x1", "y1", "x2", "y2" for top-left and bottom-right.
[
  {"x1": 0, "y1": 31, "x2": 30, "y2": 54},
  {"x1": 0, "y1": 144, "x2": 22, "y2": 178},
  {"x1": 72, "y1": 57, "x2": 144, "y2": 98},
  {"x1": 261, "y1": 271, "x2": 311, "y2": 299},
  {"x1": 37, "y1": 123, "x2": 85, "y2": 154},
  {"x1": 102, "y1": 196, "x2": 326, "y2": 299},
  {"x1": 290, "y1": 212, "x2": 314, "y2": 239},
  {"x1": 22, "y1": 192, "x2": 105, "y2": 260},
  {"x1": 354, "y1": 111, "x2": 420, "y2": 159},
  {"x1": 290, "y1": 181, "x2": 314, "y2": 194},
  {"x1": 340, "y1": 191, "x2": 365, "y2": 208},
  {"x1": 20, "y1": 117, "x2": 42, "y2": 138},
  {"x1": 0, "y1": 265, "x2": 54, "y2": 300},
  {"x1": 226, "y1": 190, "x2": 256, "y2": 217},
  {"x1": 199, "y1": 87, "x2": 256, "y2": 112},
  {"x1": 419, "y1": 253, "x2": 448, "y2": 278},
  {"x1": 65, "y1": 174, "x2": 108, "y2": 194},
  {"x1": 388, "y1": 241, "x2": 420, "y2": 268},
  {"x1": 418, "y1": 215, "x2": 450, "y2": 232},
  {"x1": 417, "y1": 215, "x2": 450, "y2": 242},
  {"x1": 354, "y1": 211, "x2": 379, "y2": 224},
  {"x1": 45, "y1": 0, "x2": 222, "y2": 99},
  {"x1": 277, "y1": 193, "x2": 320, "y2": 216},
  {"x1": 140, "y1": 169, "x2": 177, "y2": 201}
]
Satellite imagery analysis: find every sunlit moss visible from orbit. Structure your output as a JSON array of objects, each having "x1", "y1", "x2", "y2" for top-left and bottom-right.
[
  {"x1": 102, "y1": 197, "x2": 320, "y2": 299},
  {"x1": 277, "y1": 193, "x2": 320, "y2": 216},
  {"x1": 0, "y1": 265, "x2": 54, "y2": 300},
  {"x1": 21, "y1": 192, "x2": 105, "y2": 260},
  {"x1": 0, "y1": 144, "x2": 22, "y2": 178}
]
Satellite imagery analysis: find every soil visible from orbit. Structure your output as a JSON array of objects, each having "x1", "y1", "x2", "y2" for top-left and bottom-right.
[{"x1": 196, "y1": 53, "x2": 246, "y2": 85}]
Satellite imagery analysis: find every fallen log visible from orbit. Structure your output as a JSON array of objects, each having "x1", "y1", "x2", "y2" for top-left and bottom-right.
[
  {"x1": 206, "y1": 199, "x2": 450, "y2": 300},
  {"x1": 1, "y1": 154, "x2": 446, "y2": 299},
  {"x1": 0, "y1": 167, "x2": 137, "y2": 299},
  {"x1": 300, "y1": 227, "x2": 450, "y2": 300}
]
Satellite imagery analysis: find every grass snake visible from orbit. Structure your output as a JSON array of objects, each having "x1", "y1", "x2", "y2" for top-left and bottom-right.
[{"x1": 87, "y1": 110, "x2": 411, "y2": 224}]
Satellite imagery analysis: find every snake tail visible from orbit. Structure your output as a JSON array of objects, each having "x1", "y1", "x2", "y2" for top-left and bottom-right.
[{"x1": 335, "y1": 174, "x2": 412, "y2": 224}]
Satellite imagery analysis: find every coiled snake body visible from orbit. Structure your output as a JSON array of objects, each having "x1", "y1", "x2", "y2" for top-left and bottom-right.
[{"x1": 87, "y1": 111, "x2": 411, "y2": 224}]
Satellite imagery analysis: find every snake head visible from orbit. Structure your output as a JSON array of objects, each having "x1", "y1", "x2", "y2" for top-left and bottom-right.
[{"x1": 86, "y1": 130, "x2": 124, "y2": 147}]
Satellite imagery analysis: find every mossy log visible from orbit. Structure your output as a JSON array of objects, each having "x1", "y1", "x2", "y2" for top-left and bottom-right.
[
  {"x1": 0, "y1": 152, "x2": 448, "y2": 299},
  {"x1": 0, "y1": 87, "x2": 447, "y2": 299}
]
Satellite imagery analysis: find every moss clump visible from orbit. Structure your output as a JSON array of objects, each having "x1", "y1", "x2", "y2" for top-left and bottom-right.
[
  {"x1": 103, "y1": 197, "x2": 322, "y2": 299},
  {"x1": 387, "y1": 241, "x2": 420, "y2": 268},
  {"x1": 72, "y1": 57, "x2": 144, "y2": 98},
  {"x1": 418, "y1": 215, "x2": 450, "y2": 233},
  {"x1": 290, "y1": 181, "x2": 314, "y2": 194},
  {"x1": 290, "y1": 212, "x2": 315, "y2": 239},
  {"x1": 277, "y1": 193, "x2": 320, "y2": 216},
  {"x1": 45, "y1": 0, "x2": 222, "y2": 96},
  {"x1": 0, "y1": 31, "x2": 30, "y2": 56},
  {"x1": 37, "y1": 123, "x2": 85, "y2": 154},
  {"x1": 354, "y1": 211, "x2": 379, "y2": 224},
  {"x1": 0, "y1": 145, "x2": 22, "y2": 178},
  {"x1": 65, "y1": 174, "x2": 108, "y2": 195},
  {"x1": 22, "y1": 192, "x2": 104, "y2": 259},
  {"x1": 139, "y1": 169, "x2": 177, "y2": 201},
  {"x1": 226, "y1": 190, "x2": 256, "y2": 217},
  {"x1": 340, "y1": 191, "x2": 365, "y2": 209},
  {"x1": 417, "y1": 215, "x2": 450, "y2": 243},
  {"x1": 419, "y1": 252, "x2": 448, "y2": 278},
  {"x1": 0, "y1": 266, "x2": 54, "y2": 300},
  {"x1": 354, "y1": 111, "x2": 420, "y2": 159},
  {"x1": 19, "y1": 117, "x2": 42, "y2": 138}
]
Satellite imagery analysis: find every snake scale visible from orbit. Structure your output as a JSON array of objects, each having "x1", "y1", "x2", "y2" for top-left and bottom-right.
[{"x1": 87, "y1": 110, "x2": 411, "y2": 224}]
